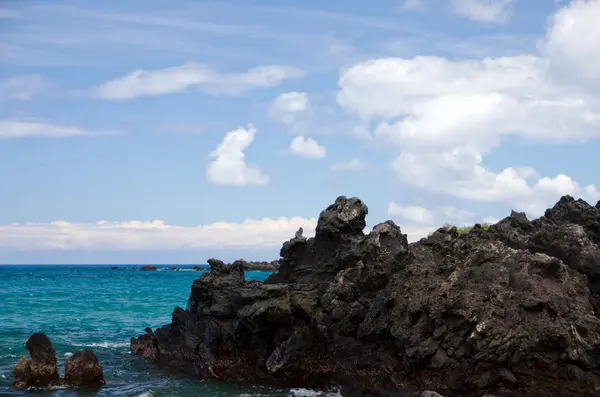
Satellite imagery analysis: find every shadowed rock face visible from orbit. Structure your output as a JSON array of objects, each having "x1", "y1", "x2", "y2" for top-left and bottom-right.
[
  {"x1": 13, "y1": 334, "x2": 104, "y2": 390},
  {"x1": 131, "y1": 195, "x2": 600, "y2": 397}
]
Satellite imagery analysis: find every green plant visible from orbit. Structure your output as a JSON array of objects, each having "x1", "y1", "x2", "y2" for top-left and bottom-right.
[{"x1": 444, "y1": 222, "x2": 490, "y2": 236}]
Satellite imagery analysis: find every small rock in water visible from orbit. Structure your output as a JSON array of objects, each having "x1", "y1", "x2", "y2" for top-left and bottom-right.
[
  {"x1": 12, "y1": 333, "x2": 104, "y2": 390},
  {"x1": 63, "y1": 349, "x2": 105, "y2": 388},
  {"x1": 13, "y1": 333, "x2": 59, "y2": 389}
]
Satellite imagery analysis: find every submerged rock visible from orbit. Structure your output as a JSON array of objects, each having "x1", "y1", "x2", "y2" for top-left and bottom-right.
[
  {"x1": 13, "y1": 334, "x2": 104, "y2": 390},
  {"x1": 63, "y1": 349, "x2": 105, "y2": 387},
  {"x1": 131, "y1": 195, "x2": 600, "y2": 396}
]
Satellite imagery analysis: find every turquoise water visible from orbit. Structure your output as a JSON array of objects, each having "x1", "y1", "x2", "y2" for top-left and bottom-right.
[{"x1": 0, "y1": 265, "x2": 326, "y2": 397}]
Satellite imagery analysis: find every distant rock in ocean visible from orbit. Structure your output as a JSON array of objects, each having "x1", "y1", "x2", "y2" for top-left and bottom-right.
[
  {"x1": 140, "y1": 265, "x2": 157, "y2": 271},
  {"x1": 131, "y1": 195, "x2": 600, "y2": 396},
  {"x1": 13, "y1": 333, "x2": 104, "y2": 389}
]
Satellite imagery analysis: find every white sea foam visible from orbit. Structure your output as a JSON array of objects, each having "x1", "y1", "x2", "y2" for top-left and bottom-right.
[
  {"x1": 64, "y1": 352, "x2": 73, "y2": 357},
  {"x1": 71, "y1": 341, "x2": 129, "y2": 348},
  {"x1": 289, "y1": 389, "x2": 342, "y2": 397},
  {"x1": 135, "y1": 392, "x2": 153, "y2": 397}
]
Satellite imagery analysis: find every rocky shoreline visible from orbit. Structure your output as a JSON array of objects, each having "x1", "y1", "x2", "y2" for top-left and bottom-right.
[{"x1": 130, "y1": 195, "x2": 600, "y2": 396}]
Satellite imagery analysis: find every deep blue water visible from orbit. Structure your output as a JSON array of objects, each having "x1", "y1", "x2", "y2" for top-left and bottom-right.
[{"x1": 0, "y1": 265, "x2": 332, "y2": 397}]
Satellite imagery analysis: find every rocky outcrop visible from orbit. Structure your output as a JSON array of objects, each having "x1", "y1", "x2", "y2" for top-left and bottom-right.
[
  {"x1": 131, "y1": 195, "x2": 600, "y2": 397},
  {"x1": 13, "y1": 334, "x2": 104, "y2": 389},
  {"x1": 63, "y1": 350, "x2": 105, "y2": 387},
  {"x1": 239, "y1": 259, "x2": 280, "y2": 271},
  {"x1": 140, "y1": 265, "x2": 157, "y2": 271}
]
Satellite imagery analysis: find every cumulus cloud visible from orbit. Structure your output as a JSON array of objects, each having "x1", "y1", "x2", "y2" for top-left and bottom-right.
[
  {"x1": 0, "y1": 75, "x2": 48, "y2": 102},
  {"x1": 337, "y1": 0, "x2": 600, "y2": 217},
  {"x1": 0, "y1": 120, "x2": 88, "y2": 139},
  {"x1": 288, "y1": 136, "x2": 327, "y2": 159},
  {"x1": 206, "y1": 124, "x2": 270, "y2": 187},
  {"x1": 541, "y1": 0, "x2": 600, "y2": 82},
  {"x1": 450, "y1": 0, "x2": 516, "y2": 24},
  {"x1": 91, "y1": 63, "x2": 305, "y2": 100},
  {"x1": 330, "y1": 158, "x2": 368, "y2": 172},
  {"x1": 0, "y1": 217, "x2": 317, "y2": 251},
  {"x1": 269, "y1": 91, "x2": 311, "y2": 127}
]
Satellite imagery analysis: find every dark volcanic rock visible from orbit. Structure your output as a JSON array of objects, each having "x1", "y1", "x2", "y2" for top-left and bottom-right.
[
  {"x1": 13, "y1": 333, "x2": 59, "y2": 388},
  {"x1": 140, "y1": 265, "x2": 157, "y2": 271},
  {"x1": 193, "y1": 265, "x2": 204, "y2": 271},
  {"x1": 238, "y1": 259, "x2": 280, "y2": 271},
  {"x1": 63, "y1": 349, "x2": 105, "y2": 388},
  {"x1": 131, "y1": 195, "x2": 600, "y2": 397}
]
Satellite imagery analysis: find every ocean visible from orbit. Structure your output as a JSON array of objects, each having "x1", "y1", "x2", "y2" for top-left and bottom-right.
[{"x1": 0, "y1": 265, "x2": 333, "y2": 397}]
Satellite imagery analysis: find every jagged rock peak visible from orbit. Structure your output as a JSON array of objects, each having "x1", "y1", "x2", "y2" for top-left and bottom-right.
[{"x1": 316, "y1": 196, "x2": 368, "y2": 236}]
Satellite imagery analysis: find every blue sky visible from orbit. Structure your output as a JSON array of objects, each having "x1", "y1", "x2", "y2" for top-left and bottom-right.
[{"x1": 1, "y1": 0, "x2": 599, "y2": 264}]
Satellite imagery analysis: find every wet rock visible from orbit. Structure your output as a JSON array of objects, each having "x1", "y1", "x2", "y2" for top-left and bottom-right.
[
  {"x1": 131, "y1": 195, "x2": 600, "y2": 397},
  {"x1": 13, "y1": 333, "x2": 59, "y2": 388},
  {"x1": 140, "y1": 265, "x2": 157, "y2": 271},
  {"x1": 63, "y1": 349, "x2": 105, "y2": 388},
  {"x1": 13, "y1": 334, "x2": 104, "y2": 390}
]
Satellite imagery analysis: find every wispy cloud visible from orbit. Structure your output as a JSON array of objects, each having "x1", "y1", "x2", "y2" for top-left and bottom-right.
[
  {"x1": 330, "y1": 158, "x2": 369, "y2": 172},
  {"x1": 90, "y1": 63, "x2": 305, "y2": 100},
  {"x1": 450, "y1": 0, "x2": 517, "y2": 24},
  {"x1": 0, "y1": 120, "x2": 124, "y2": 139},
  {"x1": 0, "y1": 74, "x2": 48, "y2": 102}
]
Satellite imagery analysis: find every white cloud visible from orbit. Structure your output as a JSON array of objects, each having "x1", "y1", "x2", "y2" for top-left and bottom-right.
[
  {"x1": 0, "y1": 75, "x2": 48, "y2": 102},
  {"x1": 0, "y1": 214, "x2": 447, "y2": 251},
  {"x1": 206, "y1": 124, "x2": 270, "y2": 187},
  {"x1": 0, "y1": 217, "x2": 318, "y2": 251},
  {"x1": 337, "y1": 0, "x2": 600, "y2": 217},
  {"x1": 330, "y1": 158, "x2": 368, "y2": 172},
  {"x1": 91, "y1": 63, "x2": 305, "y2": 100},
  {"x1": 268, "y1": 91, "x2": 311, "y2": 127},
  {"x1": 541, "y1": 0, "x2": 600, "y2": 81},
  {"x1": 0, "y1": 120, "x2": 88, "y2": 139},
  {"x1": 450, "y1": 0, "x2": 516, "y2": 24},
  {"x1": 288, "y1": 136, "x2": 327, "y2": 159},
  {"x1": 388, "y1": 203, "x2": 435, "y2": 225}
]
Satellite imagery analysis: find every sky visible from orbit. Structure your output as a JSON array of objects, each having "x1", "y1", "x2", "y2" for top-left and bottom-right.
[{"x1": 1, "y1": 0, "x2": 599, "y2": 264}]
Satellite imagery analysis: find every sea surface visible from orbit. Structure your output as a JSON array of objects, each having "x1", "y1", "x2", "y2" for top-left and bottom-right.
[{"x1": 0, "y1": 265, "x2": 335, "y2": 397}]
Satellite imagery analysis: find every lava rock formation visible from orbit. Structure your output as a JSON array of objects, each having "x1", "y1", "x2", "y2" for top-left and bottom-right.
[
  {"x1": 13, "y1": 333, "x2": 104, "y2": 389},
  {"x1": 131, "y1": 195, "x2": 600, "y2": 397}
]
